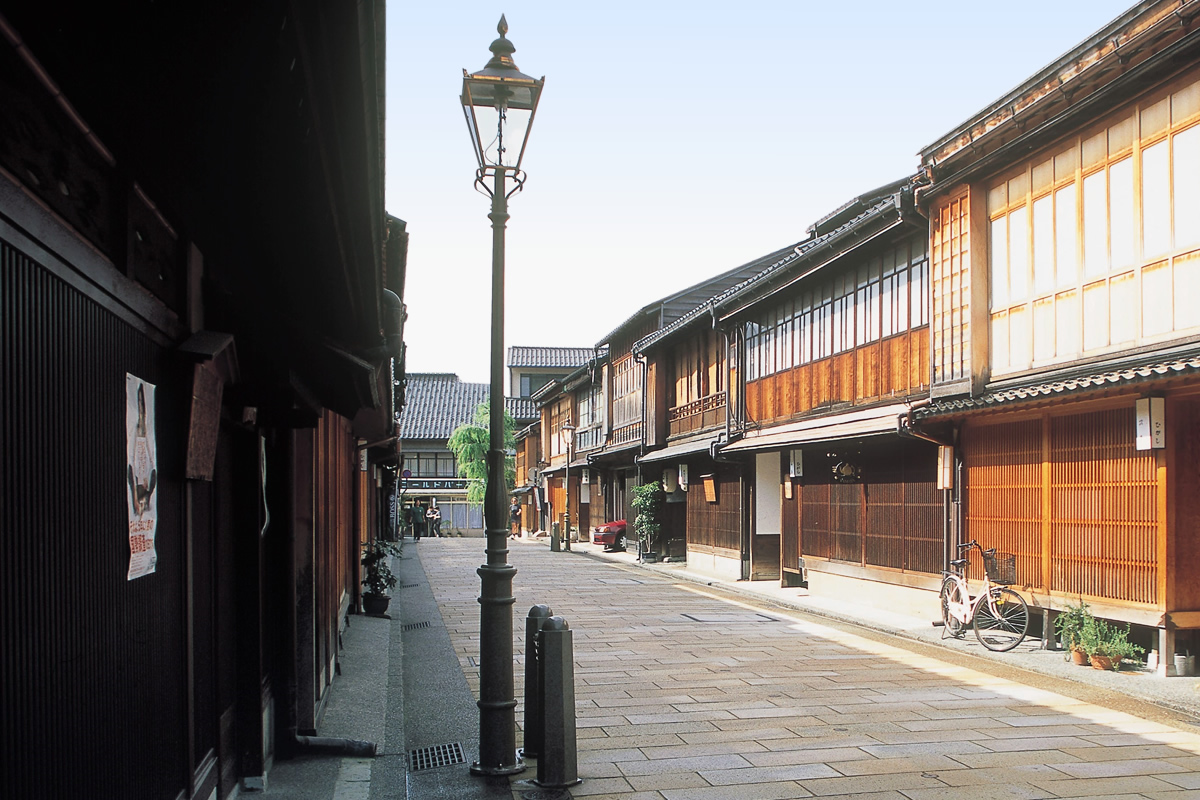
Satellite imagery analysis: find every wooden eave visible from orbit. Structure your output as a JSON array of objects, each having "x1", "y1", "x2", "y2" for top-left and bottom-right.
[
  {"x1": 716, "y1": 196, "x2": 914, "y2": 324},
  {"x1": 2, "y1": 2, "x2": 390, "y2": 423},
  {"x1": 916, "y1": 344, "x2": 1200, "y2": 421},
  {"x1": 921, "y1": 0, "x2": 1200, "y2": 192}
]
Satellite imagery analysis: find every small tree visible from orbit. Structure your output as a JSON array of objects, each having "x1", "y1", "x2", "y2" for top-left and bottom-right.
[
  {"x1": 446, "y1": 401, "x2": 516, "y2": 505},
  {"x1": 631, "y1": 482, "x2": 664, "y2": 555}
]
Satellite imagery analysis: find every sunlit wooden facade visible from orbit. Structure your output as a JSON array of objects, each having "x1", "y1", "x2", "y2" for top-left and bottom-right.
[
  {"x1": 513, "y1": 422, "x2": 540, "y2": 533},
  {"x1": 714, "y1": 182, "x2": 939, "y2": 593},
  {"x1": 916, "y1": 0, "x2": 1200, "y2": 668},
  {"x1": 638, "y1": 322, "x2": 734, "y2": 568}
]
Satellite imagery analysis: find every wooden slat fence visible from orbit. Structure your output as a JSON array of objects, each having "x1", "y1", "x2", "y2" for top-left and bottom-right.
[{"x1": 964, "y1": 407, "x2": 1159, "y2": 606}]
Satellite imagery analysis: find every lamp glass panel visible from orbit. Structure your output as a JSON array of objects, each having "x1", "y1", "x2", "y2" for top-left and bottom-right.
[{"x1": 468, "y1": 102, "x2": 534, "y2": 169}]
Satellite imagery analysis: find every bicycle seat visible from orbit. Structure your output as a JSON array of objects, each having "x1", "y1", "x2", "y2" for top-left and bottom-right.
[{"x1": 949, "y1": 558, "x2": 968, "y2": 568}]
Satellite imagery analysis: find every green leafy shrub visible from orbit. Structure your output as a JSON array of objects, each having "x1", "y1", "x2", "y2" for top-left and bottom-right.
[
  {"x1": 361, "y1": 538, "x2": 401, "y2": 596},
  {"x1": 1054, "y1": 598, "x2": 1093, "y2": 653},
  {"x1": 1078, "y1": 615, "x2": 1145, "y2": 668},
  {"x1": 631, "y1": 482, "x2": 664, "y2": 553}
]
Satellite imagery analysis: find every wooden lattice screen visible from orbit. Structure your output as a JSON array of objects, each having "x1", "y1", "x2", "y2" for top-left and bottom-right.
[{"x1": 964, "y1": 407, "x2": 1160, "y2": 606}]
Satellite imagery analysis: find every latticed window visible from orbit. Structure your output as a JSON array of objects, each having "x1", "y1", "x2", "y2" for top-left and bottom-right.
[
  {"x1": 414, "y1": 453, "x2": 456, "y2": 477},
  {"x1": 988, "y1": 71, "x2": 1200, "y2": 374},
  {"x1": 745, "y1": 236, "x2": 929, "y2": 381},
  {"x1": 612, "y1": 356, "x2": 641, "y2": 428}
]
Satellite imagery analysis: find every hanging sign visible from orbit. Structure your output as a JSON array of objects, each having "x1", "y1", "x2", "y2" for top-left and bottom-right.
[
  {"x1": 1135, "y1": 397, "x2": 1166, "y2": 450},
  {"x1": 937, "y1": 445, "x2": 955, "y2": 490},
  {"x1": 789, "y1": 449, "x2": 803, "y2": 478},
  {"x1": 126, "y1": 374, "x2": 158, "y2": 580}
]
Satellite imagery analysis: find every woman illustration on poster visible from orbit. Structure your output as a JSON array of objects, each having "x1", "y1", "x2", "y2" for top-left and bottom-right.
[
  {"x1": 126, "y1": 375, "x2": 158, "y2": 580},
  {"x1": 127, "y1": 382, "x2": 157, "y2": 518}
]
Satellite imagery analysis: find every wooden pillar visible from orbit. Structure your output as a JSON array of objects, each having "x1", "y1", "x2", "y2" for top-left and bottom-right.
[{"x1": 291, "y1": 428, "x2": 317, "y2": 734}]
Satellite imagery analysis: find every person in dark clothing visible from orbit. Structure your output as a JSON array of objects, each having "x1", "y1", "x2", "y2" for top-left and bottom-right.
[
  {"x1": 509, "y1": 498, "x2": 522, "y2": 538},
  {"x1": 411, "y1": 504, "x2": 426, "y2": 540},
  {"x1": 426, "y1": 504, "x2": 443, "y2": 537}
]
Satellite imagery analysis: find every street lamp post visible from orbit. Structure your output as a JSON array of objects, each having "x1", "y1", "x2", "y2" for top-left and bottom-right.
[
  {"x1": 460, "y1": 16, "x2": 544, "y2": 777},
  {"x1": 561, "y1": 420, "x2": 575, "y2": 552}
]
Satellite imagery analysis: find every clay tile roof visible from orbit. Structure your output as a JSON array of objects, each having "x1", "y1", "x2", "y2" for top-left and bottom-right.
[
  {"x1": 396, "y1": 373, "x2": 489, "y2": 439},
  {"x1": 917, "y1": 352, "x2": 1200, "y2": 418},
  {"x1": 507, "y1": 346, "x2": 592, "y2": 369},
  {"x1": 506, "y1": 396, "x2": 537, "y2": 424}
]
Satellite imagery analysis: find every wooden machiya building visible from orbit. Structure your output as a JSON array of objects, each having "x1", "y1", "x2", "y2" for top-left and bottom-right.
[
  {"x1": 533, "y1": 377, "x2": 577, "y2": 538},
  {"x1": 710, "y1": 179, "x2": 937, "y2": 603},
  {"x1": 513, "y1": 420, "x2": 543, "y2": 533},
  {"x1": 508, "y1": 346, "x2": 590, "y2": 535},
  {"x1": 634, "y1": 242, "x2": 813, "y2": 574},
  {"x1": 587, "y1": 259, "x2": 787, "y2": 557},
  {"x1": 584, "y1": 313, "x2": 656, "y2": 531},
  {"x1": 913, "y1": 0, "x2": 1200, "y2": 670},
  {"x1": 0, "y1": 4, "x2": 403, "y2": 798}
]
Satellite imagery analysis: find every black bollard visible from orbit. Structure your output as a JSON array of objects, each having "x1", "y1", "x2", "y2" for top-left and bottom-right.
[
  {"x1": 521, "y1": 604, "x2": 554, "y2": 759},
  {"x1": 534, "y1": 616, "x2": 581, "y2": 789}
]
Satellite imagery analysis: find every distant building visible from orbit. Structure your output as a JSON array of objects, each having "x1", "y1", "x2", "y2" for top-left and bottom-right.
[
  {"x1": 396, "y1": 373, "x2": 535, "y2": 535},
  {"x1": 397, "y1": 374, "x2": 488, "y2": 534},
  {"x1": 508, "y1": 345, "x2": 592, "y2": 398}
]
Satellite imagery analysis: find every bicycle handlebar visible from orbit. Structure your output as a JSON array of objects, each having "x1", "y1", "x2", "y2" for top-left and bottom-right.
[{"x1": 954, "y1": 540, "x2": 997, "y2": 557}]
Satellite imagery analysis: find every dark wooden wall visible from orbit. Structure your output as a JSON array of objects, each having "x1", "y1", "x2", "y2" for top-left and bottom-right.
[
  {"x1": 686, "y1": 464, "x2": 741, "y2": 553},
  {"x1": 1, "y1": 237, "x2": 189, "y2": 798},
  {"x1": 793, "y1": 441, "x2": 940, "y2": 575}
]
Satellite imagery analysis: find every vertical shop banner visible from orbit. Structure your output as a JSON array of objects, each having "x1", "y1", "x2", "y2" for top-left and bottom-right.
[{"x1": 126, "y1": 374, "x2": 158, "y2": 580}]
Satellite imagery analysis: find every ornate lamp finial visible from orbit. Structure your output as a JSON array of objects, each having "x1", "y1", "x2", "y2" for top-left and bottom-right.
[{"x1": 486, "y1": 15, "x2": 518, "y2": 71}]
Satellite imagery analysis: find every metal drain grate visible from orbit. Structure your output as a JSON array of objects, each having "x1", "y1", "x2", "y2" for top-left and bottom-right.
[
  {"x1": 409, "y1": 742, "x2": 465, "y2": 772},
  {"x1": 400, "y1": 583, "x2": 419, "y2": 588},
  {"x1": 402, "y1": 621, "x2": 430, "y2": 632}
]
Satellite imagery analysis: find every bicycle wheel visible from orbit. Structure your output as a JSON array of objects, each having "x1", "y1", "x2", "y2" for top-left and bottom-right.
[
  {"x1": 973, "y1": 588, "x2": 1028, "y2": 652},
  {"x1": 939, "y1": 576, "x2": 967, "y2": 637}
]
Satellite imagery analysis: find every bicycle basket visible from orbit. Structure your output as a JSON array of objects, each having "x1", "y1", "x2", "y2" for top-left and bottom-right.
[{"x1": 983, "y1": 552, "x2": 1017, "y2": 585}]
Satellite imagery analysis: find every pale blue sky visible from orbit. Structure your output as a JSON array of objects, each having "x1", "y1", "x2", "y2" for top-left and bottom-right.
[{"x1": 386, "y1": 1, "x2": 1133, "y2": 385}]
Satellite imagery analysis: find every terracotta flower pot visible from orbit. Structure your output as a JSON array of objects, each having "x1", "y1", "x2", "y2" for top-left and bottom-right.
[
  {"x1": 1090, "y1": 654, "x2": 1118, "y2": 671},
  {"x1": 1070, "y1": 648, "x2": 1089, "y2": 666}
]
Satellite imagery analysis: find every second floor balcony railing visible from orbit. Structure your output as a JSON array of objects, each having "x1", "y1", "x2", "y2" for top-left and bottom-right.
[
  {"x1": 668, "y1": 391, "x2": 726, "y2": 437},
  {"x1": 574, "y1": 424, "x2": 603, "y2": 453}
]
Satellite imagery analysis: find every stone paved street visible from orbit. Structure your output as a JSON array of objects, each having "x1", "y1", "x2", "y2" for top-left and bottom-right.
[{"x1": 416, "y1": 538, "x2": 1200, "y2": 799}]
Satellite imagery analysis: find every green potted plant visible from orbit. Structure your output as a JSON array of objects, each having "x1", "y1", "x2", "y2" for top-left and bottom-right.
[
  {"x1": 1054, "y1": 598, "x2": 1094, "y2": 665},
  {"x1": 361, "y1": 538, "x2": 400, "y2": 615},
  {"x1": 1078, "y1": 615, "x2": 1145, "y2": 671},
  {"x1": 631, "y1": 482, "x2": 664, "y2": 563}
]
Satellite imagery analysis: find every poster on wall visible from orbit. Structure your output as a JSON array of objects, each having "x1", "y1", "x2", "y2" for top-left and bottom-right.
[{"x1": 126, "y1": 374, "x2": 158, "y2": 580}]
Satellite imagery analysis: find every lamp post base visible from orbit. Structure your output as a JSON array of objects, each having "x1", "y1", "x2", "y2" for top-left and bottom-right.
[{"x1": 470, "y1": 757, "x2": 526, "y2": 777}]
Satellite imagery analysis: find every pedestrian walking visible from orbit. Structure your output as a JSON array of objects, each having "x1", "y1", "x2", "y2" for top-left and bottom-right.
[
  {"x1": 509, "y1": 498, "x2": 522, "y2": 538},
  {"x1": 426, "y1": 504, "x2": 443, "y2": 537},
  {"x1": 412, "y1": 503, "x2": 426, "y2": 541}
]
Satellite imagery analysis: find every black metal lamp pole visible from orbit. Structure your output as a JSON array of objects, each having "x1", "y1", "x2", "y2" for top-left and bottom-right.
[{"x1": 460, "y1": 16, "x2": 544, "y2": 778}]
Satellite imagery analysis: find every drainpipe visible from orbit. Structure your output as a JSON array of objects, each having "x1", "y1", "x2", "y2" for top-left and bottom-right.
[
  {"x1": 292, "y1": 732, "x2": 376, "y2": 757},
  {"x1": 896, "y1": 398, "x2": 953, "y2": 447},
  {"x1": 635, "y1": 351, "x2": 649, "y2": 464}
]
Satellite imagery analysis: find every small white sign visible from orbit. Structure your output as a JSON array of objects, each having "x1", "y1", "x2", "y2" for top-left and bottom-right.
[
  {"x1": 937, "y1": 445, "x2": 954, "y2": 490},
  {"x1": 1135, "y1": 397, "x2": 1166, "y2": 450}
]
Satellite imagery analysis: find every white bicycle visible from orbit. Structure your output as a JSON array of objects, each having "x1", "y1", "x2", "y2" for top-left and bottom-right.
[{"x1": 939, "y1": 540, "x2": 1029, "y2": 652}]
